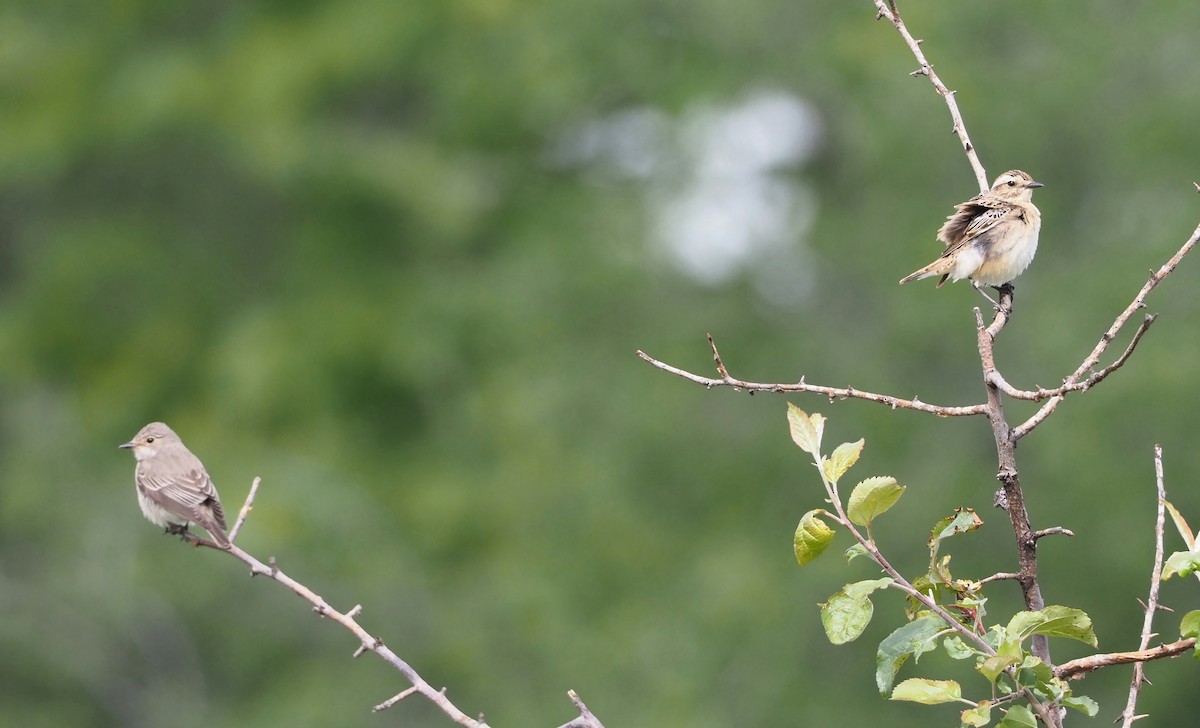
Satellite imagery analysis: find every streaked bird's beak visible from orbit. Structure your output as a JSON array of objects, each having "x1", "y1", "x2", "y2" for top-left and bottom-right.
[{"x1": 1026, "y1": 181, "x2": 1044, "y2": 188}]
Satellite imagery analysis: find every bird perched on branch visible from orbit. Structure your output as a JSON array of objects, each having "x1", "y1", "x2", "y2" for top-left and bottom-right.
[
  {"x1": 120, "y1": 422, "x2": 232, "y2": 549},
  {"x1": 899, "y1": 170, "x2": 1043, "y2": 293}
]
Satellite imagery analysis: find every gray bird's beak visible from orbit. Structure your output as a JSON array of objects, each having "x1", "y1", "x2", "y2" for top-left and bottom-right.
[
  {"x1": 1026, "y1": 181, "x2": 1044, "y2": 188},
  {"x1": 119, "y1": 441, "x2": 134, "y2": 449}
]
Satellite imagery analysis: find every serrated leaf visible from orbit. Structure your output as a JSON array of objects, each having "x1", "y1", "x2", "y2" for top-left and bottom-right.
[
  {"x1": 847, "y1": 476, "x2": 905, "y2": 527},
  {"x1": 794, "y1": 510, "x2": 835, "y2": 566},
  {"x1": 820, "y1": 580, "x2": 888, "y2": 645},
  {"x1": 823, "y1": 439, "x2": 864, "y2": 483},
  {"x1": 996, "y1": 704, "x2": 1036, "y2": 728},
  {"x1": 1162, "y1": 549, "x2": 1200, "y2": 580},
  {"x1": 875, "y1": 616, "x2": 943, "y2": 695},
  {"x1": 1062, "y1": 695, "x2": 1098, "y2": 716},
  {"x1": 890, "y1": 678, "x2": 961, "y2": 704},
  {"x1": 1007, "y1": 606, "x2": 1097, "y2": 647},
  {"x1": 1165, "y1": 499, "x2": 1195, "y2": 550},
  {"x1": 1180, "y1": 610, "x2": 1200, "y2": 639},
  {"x1": 961, "y1": 701, "x2": 992, "y2": 727},
  {"x1": 786, "y1": 404, "x2": 825, "y2": 456}
]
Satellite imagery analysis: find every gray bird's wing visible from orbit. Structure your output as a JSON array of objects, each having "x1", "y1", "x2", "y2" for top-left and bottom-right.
[{"x1": 138, "y1": 468, "x2": 228, "y2": 531}]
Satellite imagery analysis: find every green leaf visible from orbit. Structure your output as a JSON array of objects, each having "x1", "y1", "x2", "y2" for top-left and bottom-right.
[
  {"x1": 1162, "y1": 549, "x2": 1200, "y2": 580},
  {"x1": 1014, "y1": 655, "x2": 1055, "y2": 692},
  {"x1": 996, "y1": 704, "x2": 1036, "y2": 728},
  {"x1": 844, "y1": 543, "x2": 872, "y2": 563},
  {"x1": 794, "y1": 510, "x2": 835, "y2": 566},
  {"x1": 847, "y1": 476, "x2": 905, "y2": 527},
  {"x1": 823, "y1": 438, "x2": 864, "y2": 483},
  {"x1": 786, "y1": 404, "x2": 825, "y2": 456},
  {"x1": 1062, "y1": 695, "x2": 1099, "y2": 717},
  {"x1": 889, "y1": 678, "x2": 961, "y2": 704},
  {"x1": 844, "y1": 576, "x2": 893, "y2": 599},
  {"x1": 978, "y1": 639, "x2": 1022, "y2": 684},
  {"x1": 930, "y1": 507, "x2": 983, "y2": 543},
  {"x1": 820, "y1": 579, "x2": 891, "y2": 644},
  {"x1": 943, "y1": 635, "x2": 981, "y2": 660},
  {"x1": 876, "y1": 616, "x2": 944, "y2": 695},
  {"x1": 961, "y1": 701, "x2": 992, "y2": 727},
  {"x1": 1165, "y1": 499, "x2": 1196, "y2": 550},
  {"x1": 819, "y1": 579, "x2": 888, "y2": 646},
  {"x1": 1007, "y1": 606, "x2": 1098, "y2": 647},
  {"x1": 1180, "y1": 610, "x2": 1200, "y2": 647}
]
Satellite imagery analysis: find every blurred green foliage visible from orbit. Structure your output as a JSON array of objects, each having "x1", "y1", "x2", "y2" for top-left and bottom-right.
[{"x1": 2, "y1": 1, "x2": 1200, "y2": 725}]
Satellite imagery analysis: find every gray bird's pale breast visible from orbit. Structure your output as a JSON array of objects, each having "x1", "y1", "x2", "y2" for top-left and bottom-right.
[{"x1": 137, "y1": 486, "x2": 188, "y2": 527}]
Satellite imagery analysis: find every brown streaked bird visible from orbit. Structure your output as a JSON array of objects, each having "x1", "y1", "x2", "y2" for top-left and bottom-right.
[
  {"x1": 899, "y1": 170, "x2": 1044, "y2": 291},
  {"x1": 120, "y1": 422, "x2": 232, "y2": 549}
]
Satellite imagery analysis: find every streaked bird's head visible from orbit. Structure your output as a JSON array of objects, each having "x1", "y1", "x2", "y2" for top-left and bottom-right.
[
  {"x1": 119, "y1": 422, "x2": 180, "y2": 462},
  {"x1": 991, "y1": 169, "x2": 1043, "y2": 202}
]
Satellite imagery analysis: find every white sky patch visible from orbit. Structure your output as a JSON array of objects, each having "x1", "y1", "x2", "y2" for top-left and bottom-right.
[{"x1": 550, "y1": 90, "x2": 822, "y2": 306}]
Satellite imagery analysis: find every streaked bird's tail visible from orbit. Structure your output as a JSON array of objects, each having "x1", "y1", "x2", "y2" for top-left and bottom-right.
[{"x1": 899, "y1": 258, "x2": 953, "y2": 287}]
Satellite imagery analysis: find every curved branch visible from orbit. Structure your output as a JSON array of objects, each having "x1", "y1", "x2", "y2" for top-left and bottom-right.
[
  {"x1": 986, "y1": 315, "x2": 1156, "y2": 401},
  {"x1": 1014, "y1": 222, "x2": 1200, "y2": 440},
  {"x1": 636, "y1": 335, "x2": 988, "y2": 417}
]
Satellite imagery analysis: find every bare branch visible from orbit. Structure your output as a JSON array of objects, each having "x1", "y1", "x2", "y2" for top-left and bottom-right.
[
  {"x1": 1054, "y1": 638, "x2": 1195, "y2": 681},
  {"x1": 980, "y1": 572, "x2": 1021, "y2": 584},
  {"x1": 1032, "y1": 527, "x2": 1075, "y2": 540},
  {"x1": 180, "y1": 480, "x2": 494, "y2": 727},
  {"x1": 1014, "y1": 223, "x2": 1200, "y2": 440},
  {"x1": 555, "y1": 690, "x2": 607, "y2": 728},
  {"x1": 986, "y1": 315, "x2": 1156, "y2": 402},
  {"x1": 228, "y1": 476, "x2": 261, "y2": 543},
  {"x1": 872, "y1": 0, "x2": 988, "y2": 190},
  {"x1": 373, "y1": 687, "x2": 419, "y2": 713},
  {"x1": 636, "y1": 335, "x2": 988, "y2": 417},
  {"x1": 1118, "y1": 445, "x2": 1171, "y2": 727}
]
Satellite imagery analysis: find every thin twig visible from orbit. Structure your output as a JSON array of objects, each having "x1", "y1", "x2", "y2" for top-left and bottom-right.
[
  {"x1": 1032, "y1": 527, "x2": 1075, "y2": 540},
  {"x1": 1118, "y1": 445, "x2": 1170, "y2": 727},
  {"x1": 872, "y1": 0, "x2": 988, "y2": 190},
  {"x1": 228, "y1": 476, "x2": 261, "y2": 542},
  {"x1": 554, "y1": 690, "x2": 607, "y2": 728},
  {"x1": 1014, "y1": 223, "x2": 1200, "y2": 440},
  {"x1": 636, "y1": 335, "x2": 988, "y2": 417},
  {"x1": 373, "y1": 687, "x2": 419, "y2": 713}
]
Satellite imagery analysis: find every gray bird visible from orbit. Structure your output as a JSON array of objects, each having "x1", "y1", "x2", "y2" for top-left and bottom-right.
[{"x1": 120, "y1": 422, "x2": 232, "y2": 549}]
